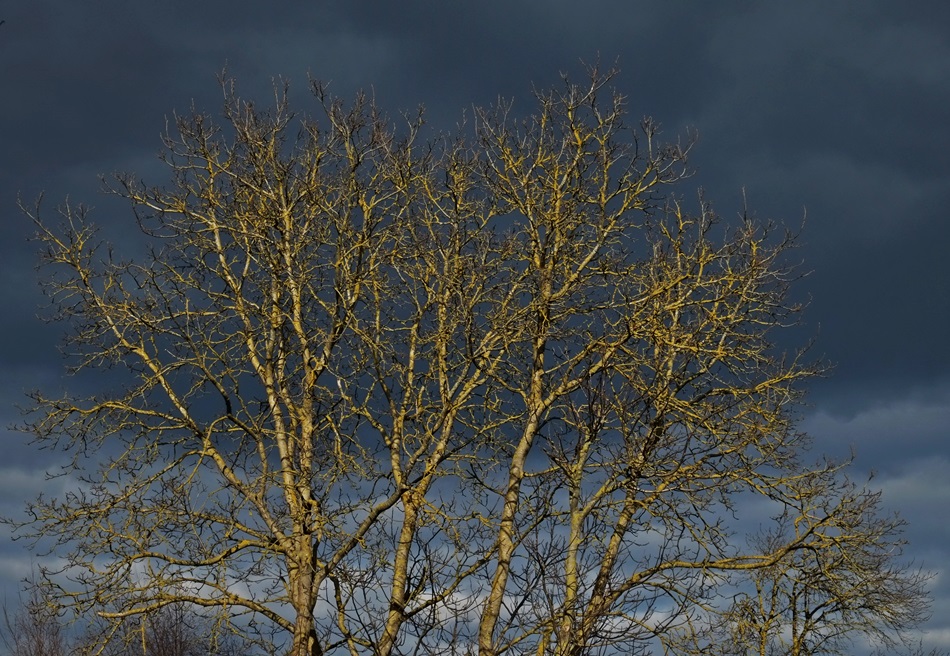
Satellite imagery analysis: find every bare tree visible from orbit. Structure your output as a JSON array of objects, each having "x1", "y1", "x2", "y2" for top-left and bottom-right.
[
  {"x1": 3, "y1": 585, "x2": 255, "y2": 656},
  {"x1": 2, "y1": 584, "x2": 70, "y2": 656},
  {"x1": 668, "y1": 473, "x2": 934, "y2": 656},
  {"x1": 86, "y1": 602, "x2": 257, "y2": 656},
  {"x1": 10, "y1": 67, "x2": 932, "y2": 656}
]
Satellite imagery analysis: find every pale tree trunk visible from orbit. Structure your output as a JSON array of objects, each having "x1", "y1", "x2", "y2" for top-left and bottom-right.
[
  {"x1": 478, "y1": 377, "x2": 546, "y2": 655},
  {"x1": 377, "y1": 498, "x2": 419, "y2": 656},
  {"x1": 289, "y1": 535, "x2": 319, "y2": 656}
]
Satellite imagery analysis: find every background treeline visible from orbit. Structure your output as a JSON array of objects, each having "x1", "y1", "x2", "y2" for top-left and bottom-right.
[{"x1": 2, "y1": 589, "x2": 262, "y2": 656}]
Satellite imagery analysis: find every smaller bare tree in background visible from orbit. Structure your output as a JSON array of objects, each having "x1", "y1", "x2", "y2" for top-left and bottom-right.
[
  {"x1": 2, "y1": 581, "x2": 71, "y2": 656},
  {"x1": 89, "y1": 602, "x2": 256, "y2": 656},
  {"x1": 3, "y1": 585, "x2": 257, "y2": 656},
  {"x1": 669, "y1": 473, "x2": 937, "y2": 656}
]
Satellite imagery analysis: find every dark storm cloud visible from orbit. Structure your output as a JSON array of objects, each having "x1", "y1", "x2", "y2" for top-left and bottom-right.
[
  {"x1": 658, "y1": 4, "x2": 950, "y2": 408},
  {"x1": 1, "y1": 0, "x2": 948, "y2": 649}
]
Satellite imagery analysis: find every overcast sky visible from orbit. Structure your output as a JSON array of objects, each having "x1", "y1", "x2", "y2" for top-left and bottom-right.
[{"x1": 1, "y1": 1, "x2": 948, "y2": 651}]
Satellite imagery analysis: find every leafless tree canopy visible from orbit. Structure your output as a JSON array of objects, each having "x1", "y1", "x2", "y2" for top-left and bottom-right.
[
  {"x1": 88, "y1": 602, "x2": 254, "y2": 656},
  {"x1": 667, "y1": 475, "x2": 933, "y2": 656},
  {"x1": 2, "y1": 586, "x2": 69, "y2": 656},
  {"x1": 3, "y1": 592, "x2": 254, "y2": 656},
  {"x1": 11, "y1": 68, "x2": 932, "y2": 656}
]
